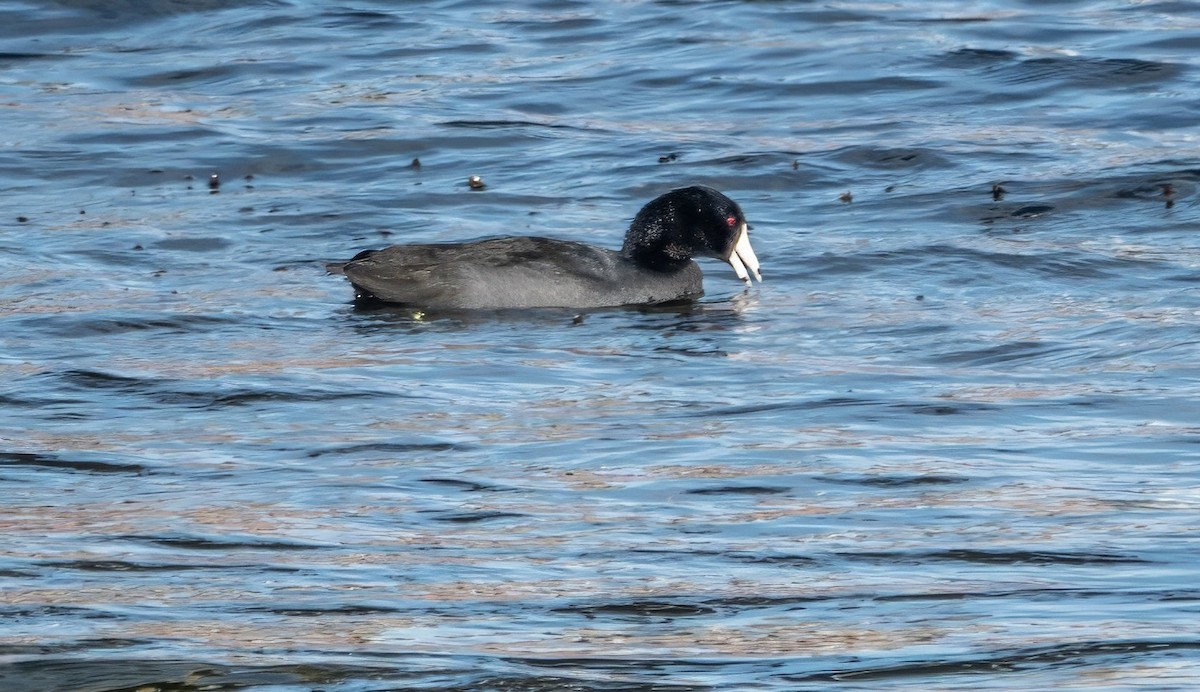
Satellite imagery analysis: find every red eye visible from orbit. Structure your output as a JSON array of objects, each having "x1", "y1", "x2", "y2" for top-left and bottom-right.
[{"x1": 726, "y1": 216, "x2": 738, "y2": 227}]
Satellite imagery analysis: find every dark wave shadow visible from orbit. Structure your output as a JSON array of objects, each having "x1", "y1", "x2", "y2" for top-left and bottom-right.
[
  {"x1": 788, "y1": 639, "x2": 1200, "y2": 684},
  {"x1": 0, "y1": 451, "x2": 149, "y2": 475}
]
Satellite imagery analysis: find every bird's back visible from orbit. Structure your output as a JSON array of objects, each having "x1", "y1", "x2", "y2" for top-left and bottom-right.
[{"x1": 331, "y1": 236, "x2": 703, "y2": 309}]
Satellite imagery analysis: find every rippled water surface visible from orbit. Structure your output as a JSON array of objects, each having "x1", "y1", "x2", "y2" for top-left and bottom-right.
[{"x1": 3, "y1": 1, "x2": 1200, "y2": 690}]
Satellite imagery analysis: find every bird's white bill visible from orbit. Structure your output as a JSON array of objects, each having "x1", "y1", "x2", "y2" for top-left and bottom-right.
[{"x1": 726, "y1": 224, "x2": 762, "y2": 284}]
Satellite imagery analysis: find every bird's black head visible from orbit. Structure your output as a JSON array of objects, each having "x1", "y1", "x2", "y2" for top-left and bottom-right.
[{"x1": 622, "y1": 185, "x2": 761, "y2": 283}]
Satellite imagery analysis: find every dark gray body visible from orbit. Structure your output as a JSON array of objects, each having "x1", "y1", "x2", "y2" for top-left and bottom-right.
[{"x1": 329, "y1": 236, "x2": 704, "y2": 309}]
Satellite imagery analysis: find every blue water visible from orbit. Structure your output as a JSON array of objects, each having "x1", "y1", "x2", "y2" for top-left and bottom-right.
[{"x1": 3, "y1": 1, "x2": 1200, "y2": 690}]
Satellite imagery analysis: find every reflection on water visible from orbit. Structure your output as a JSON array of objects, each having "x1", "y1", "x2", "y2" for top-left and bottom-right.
[{"x1": 3, "y1": 0, "x2": 1200, "y2": 690}]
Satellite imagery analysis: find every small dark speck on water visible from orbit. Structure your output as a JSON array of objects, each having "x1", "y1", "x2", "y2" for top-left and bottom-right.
[
  {"x1": 209, "y1": 173, "x2": 220, "y2": 192},
  {"x1": 411, "y1": 157, "x2": 421, "y2": 169},
  {"x1": 658, "y1": 152, "x2": 679, "y2": 163},
  {"x1": 467, "y1": 174, "x2": 485, "y2": 190},
  {"x1": 17, "y1": 216, "x2": 28, "y2": 222},
  {"x1": 992, "y1": 183, "x2": 1007, "y2": 201},
  {"x1": 839, "y1": 191, "x2": 853, "y2": 203}
]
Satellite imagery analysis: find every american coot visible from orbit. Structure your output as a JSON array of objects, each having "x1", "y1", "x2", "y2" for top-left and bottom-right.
[{"x1": 326, "y1": 185, "x2": 761, "y2": 309}]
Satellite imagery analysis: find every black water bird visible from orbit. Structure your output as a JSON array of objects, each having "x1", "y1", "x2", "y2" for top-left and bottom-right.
[{"x1": 326, "y1": 185, "x2": 762, "y2": 310}]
